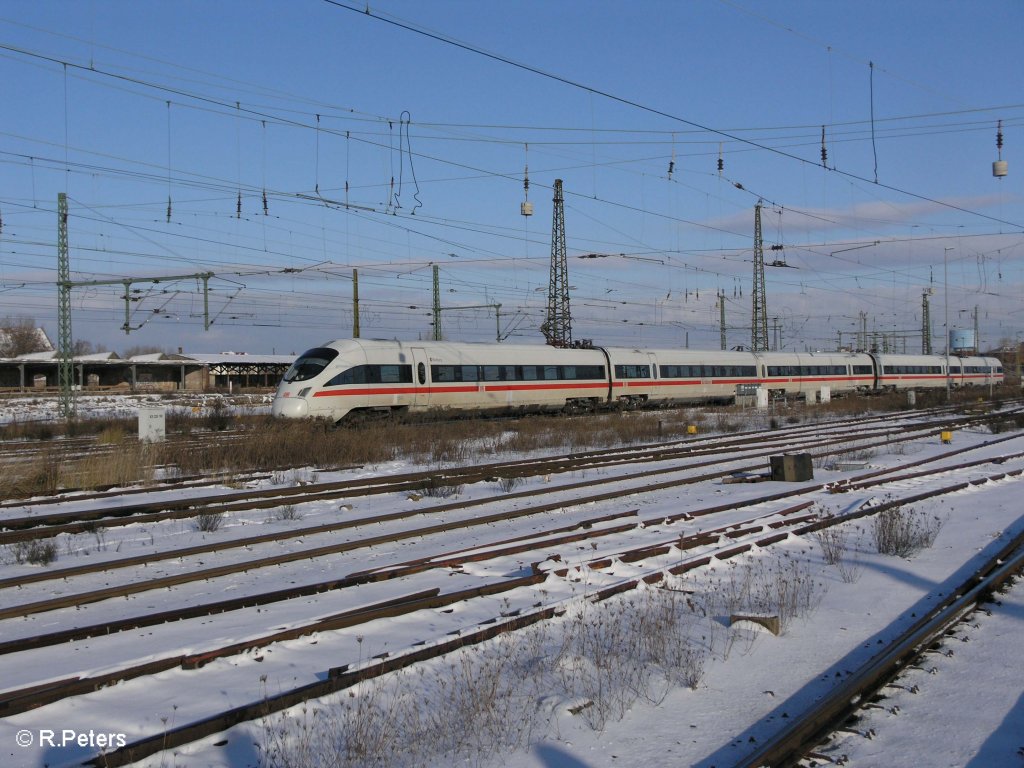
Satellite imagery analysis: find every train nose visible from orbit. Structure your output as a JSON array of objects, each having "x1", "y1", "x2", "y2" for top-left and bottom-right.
[{"x1": 272, "y1": 394, "x2": 309, "y2": 418}]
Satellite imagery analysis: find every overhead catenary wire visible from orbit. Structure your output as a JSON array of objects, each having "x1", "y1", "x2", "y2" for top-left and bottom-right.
[
  {"x1": 320, "y1": 0, "x2": 1022, "y2": 231},
  {"x1": 0, "y1": 19, "x2": 1020, "y2": 352}
]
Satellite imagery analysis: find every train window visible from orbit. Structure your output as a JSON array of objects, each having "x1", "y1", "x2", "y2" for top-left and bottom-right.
[
  {"x1": 282, "y1": 347, "x2": 339, "y2": 382},
  {"x1": 432, "y1": 365, "x2": 455, "y2": 382},
  {"x1": 326, "y1": 367, "x2": 361, "y2": 386},
  {"x1": 949, "y1": 366, "x2": 961, "y2": 374},
  {"x1": 614, "y1": 365, "x2": 650, "y2": 379},
  {"x1": 482, "y1": 366, "x2": 501, "y2": 381},
  {"x1": 543, "y1": 365, "x2": 559, "y2": 380},
  {"x1": 418, "y1": 363, "x2": 426, "y2": 385},
  {"x1": 852, "y1": 365, "x2": 872, "y2": 375},
  {"x1": 521, "y1": 366, "x2": 538, "y2": 380},
  {"x1": 563, "y1": 366, "x2": 576, "y2": 380},
  {"x1": 502, "y1": 365, "x2": 517, "y2": 380},
  {"x1": 379, "y1": 365, "x2": 410, "y2": 383},
  {"x1": 327, "y1": 364, "x2": 412, "y2": 386},
  {"x1": 461, "y1": 365, "x2": 479, "y2": 382}
]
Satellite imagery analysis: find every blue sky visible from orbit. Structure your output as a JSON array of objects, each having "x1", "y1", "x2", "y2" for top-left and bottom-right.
[{"x1": 1, "y1": 0, "x2": 1021, "y2": 356}]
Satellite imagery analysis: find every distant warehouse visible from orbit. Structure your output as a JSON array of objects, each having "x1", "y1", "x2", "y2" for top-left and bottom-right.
[{"x1": 0, "y1": 350, "x2": 293, "y2": 393}]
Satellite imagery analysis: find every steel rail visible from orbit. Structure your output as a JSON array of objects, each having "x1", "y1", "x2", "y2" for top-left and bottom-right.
[
  {"x1": 737, "y1": 525, "x2": 1024, "y2": 768},
  {"x1": 0, "y1": 409, "x2": 1009, "y2": 546},
  {"x1": 81, "y1": 466, "x2": 1024, "y2": 768},
  {"x1": 0, "y1": 504, "x2": 816, "y2": 716}
]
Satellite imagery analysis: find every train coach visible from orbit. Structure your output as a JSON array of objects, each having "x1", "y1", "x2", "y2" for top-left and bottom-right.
[{"x1": 271, "y1": 338, "x2": 1004, "y2": 422}]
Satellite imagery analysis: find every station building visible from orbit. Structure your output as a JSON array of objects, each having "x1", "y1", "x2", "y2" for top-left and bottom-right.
[{"x1": 0, "y1": 350, "x2": 293, "y2": 393}]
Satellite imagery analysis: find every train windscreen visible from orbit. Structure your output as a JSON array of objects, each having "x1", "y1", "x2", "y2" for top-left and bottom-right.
[{"x1": 282, "y1": 347, "x2": 339, "y2": 382}]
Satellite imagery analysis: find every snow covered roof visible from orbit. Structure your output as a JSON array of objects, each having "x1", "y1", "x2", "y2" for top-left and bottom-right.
[
  {"x1": 1, "y1": 350, "x2": 292, "y2": 365},
  {"x1": 4, "y1": 351, "x2": 122, "y2": 362},
  {"x1": 180, "y1": 352, "x2": 296, "y2": 365}
]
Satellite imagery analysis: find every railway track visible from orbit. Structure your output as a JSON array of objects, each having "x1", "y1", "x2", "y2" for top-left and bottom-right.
[
  {"x1": 0, "y1": 398, "x2": 1009, "y2": 508},
  {"x1": 47, "y1": 459, "x2": 1024, "y2": 767},
  {"x1": 0, "y1": 403, "x2": 1015, "y2": 544},
  {"x1": 0, "y1": 405, "x2": 1022, "y2": 767},
  {"x1": 737, "y1": 525, "x2": 1024, "y2": 767}
]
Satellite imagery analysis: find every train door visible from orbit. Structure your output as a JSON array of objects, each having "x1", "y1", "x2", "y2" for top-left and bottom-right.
[
  {"x1": 410, "y1": 347, "x2": 429, "y2": 408},
  {"x1": 866, "y1": 352, "x2": 881, "y2": 390},
  {"x1": 646, "y1": 352, "x2": 660, "y2": 401}
]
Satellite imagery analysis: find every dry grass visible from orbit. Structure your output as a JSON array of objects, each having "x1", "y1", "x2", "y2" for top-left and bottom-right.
[
  {"x1": 872, "y1": 505, "x2": 944, "y2": 557},
  {"x1": 259, "y1": 584, "x2": 710, "y2": 768},
  {"x1": 0, "y1": 384, "x2": 1015, "y2": 500},
  {"x1": 1, "y1": 538, "x2": 58, "y2": 566}
]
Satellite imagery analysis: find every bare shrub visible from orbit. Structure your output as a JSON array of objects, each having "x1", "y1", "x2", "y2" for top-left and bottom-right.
[
  {"x1": 275, "y1": 505, "x2": 301, "y2": 521},
  {"x1": 260, "y1": 586, "x2": 709, "y2": 767},
  {"x1": 872, "y1": 505, "x2": 943, "y2": 557},
  {"x1": 419, "y1": 471, "x2": 463, "y2": 499},
  {"x1": 815, "y1": 525, "x2": 848, "y2": 565},
  {"x1": 715, "y1": 553, "x2": 826, "y2": 634},
  {"x1": 814, "y1": 524, "x2": 862, "y2": 583},
  {"x1": 712, "y1": 414, "x2": 742, "y2": 433},
  {"x1": 551, "y1": 586, "x2": 708, "y2": 730},
  {"x1": 5, "y1": 539, "x2": 58, "y2": 566},
  {"x1": 195, "y1": 512, "x2": 224, "y2": 532},
  {"x1": 987, "y1": 418, "x2": 1019, "y2": 434},
  {"x1": 496, "y1": 475, "x2": 521, "y2": 493},
  {"x1": 205, "y1": 397, "x2": 233, "y2": 431}
]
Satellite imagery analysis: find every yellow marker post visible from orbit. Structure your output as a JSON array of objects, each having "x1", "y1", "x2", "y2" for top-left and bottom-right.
[{"x1": 941, "y1": 431, "x2": 953, "y2": 444}]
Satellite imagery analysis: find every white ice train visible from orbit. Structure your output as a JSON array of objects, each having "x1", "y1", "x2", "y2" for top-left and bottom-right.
[{"x1": 271, "y1": 338, "x2": 1004, "y2": 422}]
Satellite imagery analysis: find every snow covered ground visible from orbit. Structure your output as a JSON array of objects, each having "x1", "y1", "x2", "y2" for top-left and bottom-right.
[
  {"x1": 0, "y1": 403, "x2": 1022, "y2": 768},
  {"x1": 0, "y1": 392, "x2": 271, "y2": 425}
]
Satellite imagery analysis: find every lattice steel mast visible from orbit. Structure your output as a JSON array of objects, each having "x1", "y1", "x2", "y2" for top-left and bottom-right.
[
  {"x1": 751, "y1": 201, "x2": 768, "y2": 352},
  {"x1": 921, "y1": 289, "x2": 932, "y2": 354},
  {"x1": 57, "y1": 193, "x2": 75, "y2": 419},
  {"x1": 543, "y1": 179, "x2": 572, "y2": 347}
]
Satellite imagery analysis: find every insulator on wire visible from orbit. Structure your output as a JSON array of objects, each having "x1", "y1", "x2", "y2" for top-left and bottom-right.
[
  {"x1": 717, "y1": 143, "x2": 724, "y2": 174},
  {"x1": 524, "y1": 143, "x2": 532, "y2": 217},
  {"x1": 236, "y1": 191, "x2": 242, "y2": 218},
  {"x1": 166, "y1": 197, "x2": 172, "y2": 223},
  {"x1": 262, "y1": 189, "x2": 269, "y2": 215},
  {"x1": 994, "y1": 119, "x2": 1008, "y2": 178},
  {"x1": 667, "y1": 160, "x2": 675, "y2": 179},
  {"x1": 820, "y1": 126, "x2": 828, "y2": 167}
]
